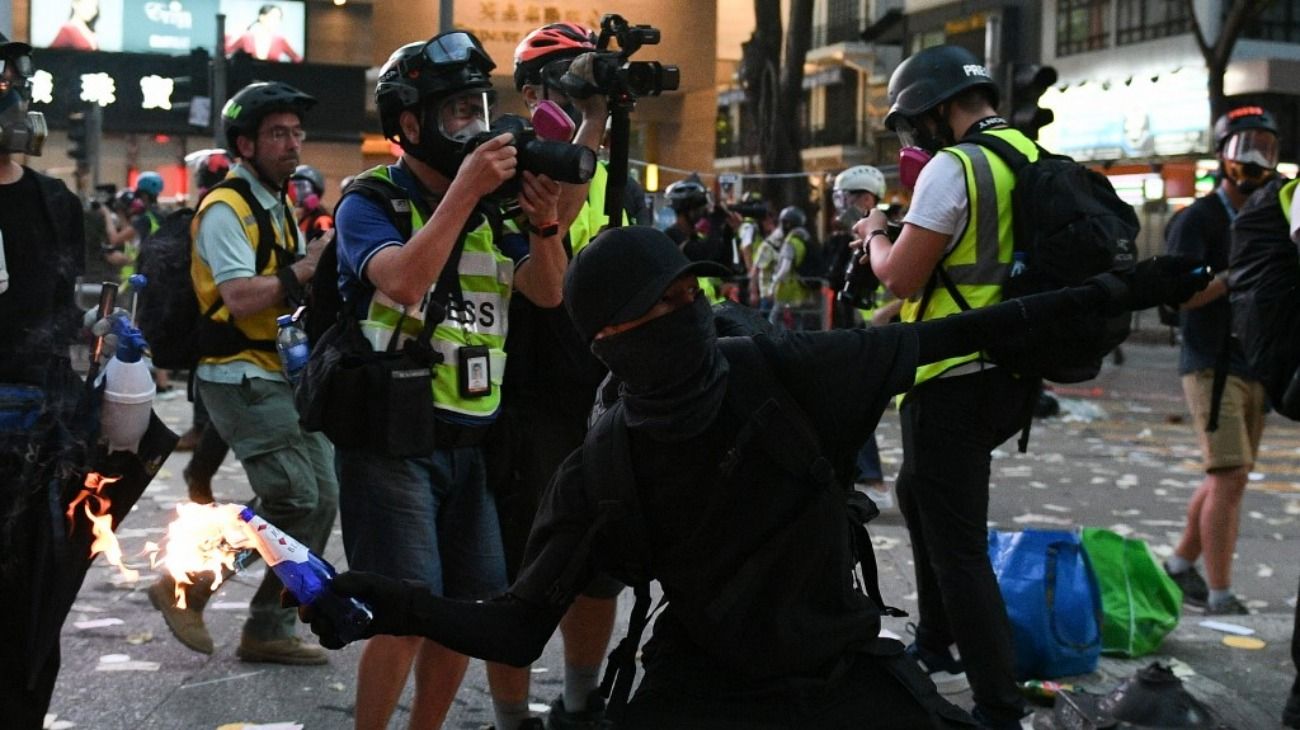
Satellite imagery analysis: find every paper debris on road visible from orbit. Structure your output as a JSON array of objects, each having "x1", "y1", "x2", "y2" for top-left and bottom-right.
[
  {"x1": 216, "y1": 724, "x2": 303, "y2": 730},
  {"x1": 96, "y1": 653, "x2": 161, "y2": 671},
  {"x1": 74, "y1": 618, "x2": 124, "y2": 629},
  {"x1": 1198, "y1": 620, "x2": 1255, "y2": 636},
  {"x1": 126, "y1": 630, "x2": 153, "y2": 645},
  {"x1": 70, "y1": 603, "x2": 104, "y2": 613}
]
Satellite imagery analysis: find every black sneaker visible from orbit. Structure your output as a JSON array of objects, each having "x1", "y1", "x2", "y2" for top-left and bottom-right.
[
  {"x1": 546, "y1": 692, "x2": 606, "y2": 730},
  {"x1": 1283, "y1": 685, "x2": 1300, "y2": 729},
  {"x1": 1164, "y1": 562, "x2": 1209, "y2": 607},
  {"x1": 1204, "y1": 594, "x2": 1250, "y2": 615},
  {"x1": 904, "y1": 641, "x2": 969, "y2": 696}
]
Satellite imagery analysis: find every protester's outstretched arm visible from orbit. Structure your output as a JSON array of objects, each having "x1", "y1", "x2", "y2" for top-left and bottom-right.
[
  {"x1": 302, "y1": 574, "x2": 563, "y2": 667},
  {"x1": 907, "y1": 256, "x2": 1211, "y2": 366}
]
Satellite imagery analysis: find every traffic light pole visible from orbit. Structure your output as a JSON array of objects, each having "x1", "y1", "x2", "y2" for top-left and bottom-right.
[
  {"x1": 212, "y1": 14, "x2": 227, "y2": 148},
  {"x1": 88, "y1": 104, "x2": 102, "y2": 189}
]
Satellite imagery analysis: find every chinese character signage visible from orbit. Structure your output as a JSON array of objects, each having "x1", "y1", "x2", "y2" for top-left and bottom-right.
[
  {"x1": 31, "y1": 0, "x2": 305, "y2": 63},
  {"x1": 458, "y1": 1, "x2": 603, "y2": 65}
]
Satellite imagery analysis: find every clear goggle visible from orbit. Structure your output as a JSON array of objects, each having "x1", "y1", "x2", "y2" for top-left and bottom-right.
[
  {"x1": 421, "y1": 32, "x2": 491, "y2": 69},
  {"x1": 1223, "y1": 128, "x2": 1279, "y2": 170},
  {"x1": 891, "y1": 116, "x2": 922, "y2": 150},
  {"x1": 437, "y1": 88, "x2": 496, "y2": 142},
  {"x1": 0, "y1": 55, "x2": 33, "y2": 79},
  {"x1": 833, "y1": 189, "x2": 871, "y2": 212}
]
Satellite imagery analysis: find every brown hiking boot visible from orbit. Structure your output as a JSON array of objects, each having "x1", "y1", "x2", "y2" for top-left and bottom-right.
[
  {"x1": 236, "y1": 635, "x2": 328, "y2": 666},
  {"x1": 147, "y1": 574, "x2": 214, "y2": 654}
]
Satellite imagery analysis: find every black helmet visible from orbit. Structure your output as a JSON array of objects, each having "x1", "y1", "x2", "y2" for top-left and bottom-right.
[
  {"x1": 884, "y1": 45, "x2": 999, "y2": 132},
  {"x1": 778, "y1": 205, "x2": 806, "y2": 228},
  {"x1": 222, "y1": 81, "x2": 316, "y2": 153},
  {"x1": 1213, "y1": 106, "x2": 1278, "y2": 151},
  {"x1": 665, "y1": 178, "x2": 709, "y2": 213},
  {"x1": 376, "y1": 32, "x2": 495, "y2": 141},
  {"x1": 291, "y1": 164, "x2": 325, "y2": 195}
]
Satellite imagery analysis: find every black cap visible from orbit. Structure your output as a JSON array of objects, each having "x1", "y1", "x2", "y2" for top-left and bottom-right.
[
  {"x1": 564, "y1": 226, "x2": 729, "y2": 342},
  {"x1": 0, "y1": 32, "x2": 33, "y2": 58}
]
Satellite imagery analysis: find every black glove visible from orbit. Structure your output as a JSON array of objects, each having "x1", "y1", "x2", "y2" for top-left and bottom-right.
[
  {"x1": 294, "y1": 570, "x2": 423, "y2": 649},
  {"x1": 1088, "y1": 255, "x2": 1212, "y2": 315}
]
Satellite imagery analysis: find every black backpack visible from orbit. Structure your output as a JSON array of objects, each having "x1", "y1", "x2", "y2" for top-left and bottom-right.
[
  {"x1": 934, "y1": 133, "x2": 1139, "y2": 384},
  {"x1": 580, "y1": 336, "x2": 901, "y2": 722},
  {"x1": 1230, "y1": 177, "x2": 1300, "y2": 419},
  {"x1": 134, "y1": 177, "x2": 291, "y2": 370}
]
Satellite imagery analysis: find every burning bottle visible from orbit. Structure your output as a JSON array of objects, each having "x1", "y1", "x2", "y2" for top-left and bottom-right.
[{"x1": 236, "y1": 507, "x2": 373, "y2": 643}]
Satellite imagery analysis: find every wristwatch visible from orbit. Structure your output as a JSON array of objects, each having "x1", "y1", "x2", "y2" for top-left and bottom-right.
[{"x1": 526, "y1": 219, "x2": 561, "y2": 237}]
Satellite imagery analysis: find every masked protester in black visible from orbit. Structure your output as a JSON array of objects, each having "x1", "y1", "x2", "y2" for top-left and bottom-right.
[{"x1": 298, "y1": 226, "x2": 1207, "y2": 729}]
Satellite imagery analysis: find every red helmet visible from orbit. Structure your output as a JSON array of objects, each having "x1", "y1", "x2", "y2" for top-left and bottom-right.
[{"x1": 512, "y1": 22, "x2": 596, "y2": 90}]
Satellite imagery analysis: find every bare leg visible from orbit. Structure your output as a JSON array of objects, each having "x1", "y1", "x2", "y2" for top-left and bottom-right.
[
  {"x1": 1198, "y1": 467, "x2": 1250, "y2": 590},
  {"x1": 1174, "y1": 479, "x2": 1211, "y2": 564},
  {"x1": 409, "y1": 640, "x2": 470, "y2": 730},
  {"x1": 354, "y1": 634, "x2": 420, "y2": 730}
]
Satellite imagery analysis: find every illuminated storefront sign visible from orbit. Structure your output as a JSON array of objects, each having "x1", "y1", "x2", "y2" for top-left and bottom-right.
[{"x1": 1037, "y1": 67, "x2": 1211, "y2": 161}]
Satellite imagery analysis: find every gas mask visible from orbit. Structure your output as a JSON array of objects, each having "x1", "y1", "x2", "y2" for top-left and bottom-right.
[
  {"x1": 288, "y1": 178, "x2": 319, "y2": 211},
  {"x1": 404, "y1": 88, "x2": 494, "y2": 179},
  {"x1": 531, "y1": 99, "x2": 577, "y2": 142},
  {"x1": 0, "y1": 55, "x2": 47, "y2": 156},
  {"x1": 898, "y1": 147, "x2": 933, "y2": 191},
  {"x1": 1222, "y1": 129, "x2": 1279, "y2": 195}
]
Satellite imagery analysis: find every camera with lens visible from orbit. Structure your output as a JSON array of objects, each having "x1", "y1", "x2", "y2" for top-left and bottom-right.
[
  {"x1": 88, "y1": 184, "x2": 117, "y2": 211},
  {"x1": 462, "y1": 114, "x2": 596, "y2": 200},
  {"x1": 558, "y1": 14, "x2": 680, "y2": 101},
  {"x1": 838, "y1": 222, "x2": 899, "y2": 308}
]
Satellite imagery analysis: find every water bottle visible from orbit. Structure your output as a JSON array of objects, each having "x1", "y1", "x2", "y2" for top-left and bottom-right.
[
  {"x1": 100, "y1": 315, "x2": 155, "y2": 453},
  {"x1": 276, "y1": 314, "x2": 310, "y2": 385},
  {"x1": 236, "y1": 507, "x2": 374, "y2": 643}
]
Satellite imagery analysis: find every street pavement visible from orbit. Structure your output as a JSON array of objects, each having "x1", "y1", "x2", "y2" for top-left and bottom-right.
[{"x1": 44, "y1": 339, "x2": 1300, "y2": 729}]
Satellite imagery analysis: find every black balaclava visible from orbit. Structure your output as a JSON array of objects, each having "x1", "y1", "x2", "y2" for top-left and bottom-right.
[{"x1": 590, "y1": 294, "x2": 729, "y2": 440}]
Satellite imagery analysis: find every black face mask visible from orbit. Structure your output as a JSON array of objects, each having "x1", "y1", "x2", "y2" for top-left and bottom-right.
[{"x1": 589, "y1": 295, "x2": 729, "y2": 440}]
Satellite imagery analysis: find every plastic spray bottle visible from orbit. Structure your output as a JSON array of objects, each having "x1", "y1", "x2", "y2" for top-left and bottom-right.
[
  {"x1": 236, "y1": 507, "x2": 373, "y2": 643},
  {"x1": 100, "y1": 315, "x2": 155, "y2": 453}
]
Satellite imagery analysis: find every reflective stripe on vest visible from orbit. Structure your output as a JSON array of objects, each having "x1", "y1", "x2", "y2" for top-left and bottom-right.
[
  {"x1": 191, "y1": 177, "x2": 299, "y2": 373},
  {"x1": 358, "y1": 165, "x2": 514, "y2": 420},
  {"x1": 900, "y1": 128, "x2": 1038, "y2": 387},
  {"x1": 1281, "y1": 179, "x2": 1298, "y2": 225}
]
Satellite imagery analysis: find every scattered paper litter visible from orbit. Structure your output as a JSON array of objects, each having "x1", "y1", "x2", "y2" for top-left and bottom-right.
[
  {"x1": 871, "y1": 536, "x2": 901, "y2": 551},
  {"x1": 1248, "y1": 472, "x2": 1264, "y2": 481},
  {"x1": 97, "y1": 661, "x2": 161, "y2": 672},
  {"x1": 70, "y1": 603, "x2": 104, "y2": 613},
  {"x1": 1042, "y1": 504, "x2": 1071, "y2": 513},
  {"x1": 211, "y1": 601, "x2": 251, "y2": 611},
  {"x1": 1112, "y1": 509, "x2": 1141, "y2": 517},
  {"x1": 51, "y1": 722, "x2": 75, "y2": 730},
  {"x1": 530, "y1": 667, "x2": 549, "y2": 674},
  {"x1": 74, "y1": 618, "x2": 124, "y2": 630},
  {"x1": 329, "y1": 682, "x2": 346, "y2": 691},
  {"x1": 126, "y1": 630, "x2": 153, "y2": 645},
  {"x1": 528, "y1": 704, "x2": 550, "y2": 714},
  {"x1": 216, "y1": 724, "x2": 303, "y2": 730},
  {"x1": 1012, "y1": 513, "x2": 1073, "y2": 526},
  {"x1": 878, "y1": 628, "x2": 902, "y2": 641},
  {"x1": 1167, "y1": 658, "x2": 1196, "y2": 678},
  {"x1": 99, "y1": 654, "x2": 131, "y2": 663},
  {"x1": 1256, "y1": 564, "x2": 1274, "y2": 578},
  {"x1": 1198, "y1": 620, "x2": 1255, "y2": 636}
]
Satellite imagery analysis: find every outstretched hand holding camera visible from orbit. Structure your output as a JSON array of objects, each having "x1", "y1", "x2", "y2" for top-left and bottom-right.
[{"x1": 455, "y1": 132, "x2": 518, "y2": 200}]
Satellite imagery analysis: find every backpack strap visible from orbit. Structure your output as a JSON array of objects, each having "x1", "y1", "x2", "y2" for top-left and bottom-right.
[
  {"x1": 966, "y1": 131, "x2": 1035, "y2": 173},
  {"x1": 1206, "y1": 327, "x2": 1232, "y2": 432},
  {"x1": 580, "y1": 402, "x2": 659, "y2": 724}
]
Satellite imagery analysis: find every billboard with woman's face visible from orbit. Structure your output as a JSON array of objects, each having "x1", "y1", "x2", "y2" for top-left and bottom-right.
[{"x1": 30, "y1": 0, "x2": 304, "y2": 62}]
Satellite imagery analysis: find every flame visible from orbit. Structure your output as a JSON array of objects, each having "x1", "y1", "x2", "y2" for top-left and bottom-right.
[
  {"x1": 67, "y1": 472, "x2": 140, "y2": 581},
  {"x1": 145, "y1": 502, "x2": 249, "y2": 609}
]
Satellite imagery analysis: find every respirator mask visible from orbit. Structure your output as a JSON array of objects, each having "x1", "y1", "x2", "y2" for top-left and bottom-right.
[
  {"x1": 406, "y1": 88, "x2": 494, "y2": 179},
  {"x1": 0, "y1": 54, "x2": 47, "y2": 156}
]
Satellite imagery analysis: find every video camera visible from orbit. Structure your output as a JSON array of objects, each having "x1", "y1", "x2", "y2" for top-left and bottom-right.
[
  {"x1": 89, "y1": 183, "x2": 118, "y2": 212},
  {"x1": 558, "y1": 14, "x2": 680, "y2": 102},
  {"x1": 461, "y1": 114, "x2": 596, "y2": 200}
]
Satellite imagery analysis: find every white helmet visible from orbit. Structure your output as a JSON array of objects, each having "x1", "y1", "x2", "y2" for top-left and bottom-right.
[{"x1": 833, "y1": 165, "x2": 886, "y2": 199}]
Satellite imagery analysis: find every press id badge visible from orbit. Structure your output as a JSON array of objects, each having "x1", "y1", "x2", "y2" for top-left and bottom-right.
[{"x1": 459, "y1": 345, "x2": 491, "y2": 398}]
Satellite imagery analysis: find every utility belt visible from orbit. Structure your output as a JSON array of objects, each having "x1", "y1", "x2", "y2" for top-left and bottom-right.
[{"x1": 296, "y1": 307, "x2": 442, "y2": 458}]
